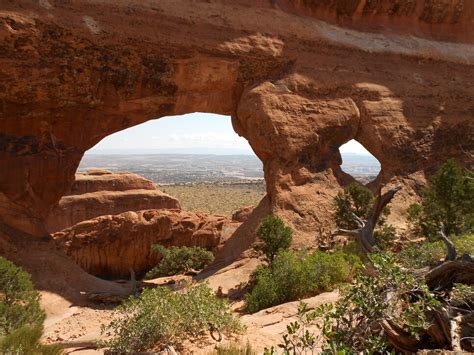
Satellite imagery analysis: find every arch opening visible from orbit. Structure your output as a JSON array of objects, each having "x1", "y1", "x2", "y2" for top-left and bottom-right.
[
  {"x1": 72, "y1": 112, "x2": 265, "y2": 219},
  {"x1": 339, "y1": 139, "x2": 381, "y2": 185}
]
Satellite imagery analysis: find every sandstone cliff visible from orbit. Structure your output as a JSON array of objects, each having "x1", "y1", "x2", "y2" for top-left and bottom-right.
[
  {"x1": 46, "y1": 171, "x2": 180, "y2": 233},
  {"x1": 0, "y1": 0, "x2": 473, "y2": 256},
  {"x1": 53, "y1": 209, "x2": 239, "y2": 278}
]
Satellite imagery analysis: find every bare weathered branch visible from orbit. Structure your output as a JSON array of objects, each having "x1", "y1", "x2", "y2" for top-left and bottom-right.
[
  {"x1": 425, "y1": 260, "x2": 474, "y2": 290},
  {"x1": 439, "y1": 229, "x2": 457, "y2": 262},
  {"x1": 368, "y1": 185, "x2": 402, "y2": 228},
  {"x1": 333, "y1": 185, "x2": 401, "y2": 256}
]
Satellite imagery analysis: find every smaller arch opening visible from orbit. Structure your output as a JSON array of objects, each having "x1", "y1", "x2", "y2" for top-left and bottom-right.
[{"x1": 340, "y1": 139, "x2": 381, "y2": 185}]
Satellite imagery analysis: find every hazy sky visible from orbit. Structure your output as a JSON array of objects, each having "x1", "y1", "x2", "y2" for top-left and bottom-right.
[{"x1": 88, "y1": 113, "x2": 371, "y2": 155}]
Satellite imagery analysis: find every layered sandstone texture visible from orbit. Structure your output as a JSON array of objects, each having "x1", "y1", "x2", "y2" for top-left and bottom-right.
[
  {"x1": 46, "y1": 171, "x2": 180, "y2": 233},
  {"x1": 1, "y1": 0, "x2": 473, "y2": 251},
  {"x1": 53, "y1": 209, "x2": 237, "y2": 278}
]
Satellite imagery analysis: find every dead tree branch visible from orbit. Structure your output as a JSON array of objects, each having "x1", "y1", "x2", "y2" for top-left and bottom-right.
[
  {"x1": 439, "y1": 229, "x2": 457, "y2": 262},
  {"x1": 333, "y1": 185, "x2": 402, "y2": 255}
]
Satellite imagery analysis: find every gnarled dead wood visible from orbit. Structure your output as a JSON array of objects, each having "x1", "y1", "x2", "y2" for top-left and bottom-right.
[
  {"x1": 439, "y1": 229, "x2": 457, "y2": 262},
  {"x1": 333, "y1": 185, "x2": 401, "y2": 255},
  {"x1": 381, "y1": 319, "x2": 419, "y2": 354},
  {"x1": 425, "y1": 260, "x2": 474, "y2": 290}
]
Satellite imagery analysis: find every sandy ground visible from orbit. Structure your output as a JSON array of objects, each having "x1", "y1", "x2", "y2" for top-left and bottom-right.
[{"x1": 40, "y1": 258, "x2": 339, "y2": 354}]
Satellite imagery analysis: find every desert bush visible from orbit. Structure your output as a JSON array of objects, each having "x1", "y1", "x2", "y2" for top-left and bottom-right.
[
  {"x1": 213, "y1": 342, "x2": 256, "y2": 355},
  {"x1": 407, "y1": 159, "x2": 474, "y2": 239},
  {"x1": 333, "y1": 182, "x2": 375, "y2": 229},
  {"x1": 333, "y1": 182, "x2": 395, "y2": 249},
  {"x1": 245, "y1": 250, "x2": 360, "y2": 313},
  {"x1": 0, "y1": 257, "x2": 44, "y2": 335},
  {"x1": 270, "y1": 253, "x2": 439, "y2": 354},
  {"x1": 398, "y1": 233, "x2": 474, "y2": 269},
  {"x1": 373, "y1": 224, "x2": 396, "y2": 250},
  {"x1": 254, "y1": 215, "x2": 293, "y2": 264},
  {"x1": 146, "y1": 245, "x2": 214, "y2": 279},
  {"x1": 264, "y1": 302, "x2": 320, "y2": 355},
  {"x1": 0, "y1": 257, "x2": 62, "y2": 354},
  {"x1": 0, "y1": 325, "x2": 62, "y2": 355},
  {"x1": 102, "y1": 283, "x2": 241, "y2": 352},
  {"x1": 316, "y1": 253, "x2": 440, "y2": 353}
]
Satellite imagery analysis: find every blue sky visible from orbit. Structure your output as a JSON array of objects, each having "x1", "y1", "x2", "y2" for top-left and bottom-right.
[{"x1": 87, "y1": 112, "x2": 370, "y2": 155}]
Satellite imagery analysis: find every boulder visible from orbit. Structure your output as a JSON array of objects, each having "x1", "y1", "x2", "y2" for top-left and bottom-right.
[
  {"x1": 232, "y1": 205, "x2": 255, "y2": 223},
  {"x1": 53, "y1": 209, "x2": 233, "y2": 278}
]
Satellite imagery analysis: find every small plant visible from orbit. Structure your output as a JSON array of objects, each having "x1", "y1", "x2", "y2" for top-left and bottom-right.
[
  {"x1": 333, "y1": 182, "x2": 375, "y2": 230},
  {"x1": 315, "y1": 253, "x2": 439, "y2": 353},
  {"x1": 277, "y1": 302, "x2": 320, "y2": 354},
  {"x1": 407, "y1": 159, "x2": 474, "y2": 240},
  {"x1": 213, "y1": 342, "x2": 256, "y2": 355},
  {"x1": 0, "y1": 325, "x2": 63, "y2": 355},
  {"x1": 0, "y1": 257, "x2": 62, "y2": 354},
  {"x1": 254, "y1": 215, "x2": 293, "y2": 264},
  {"x1": 0, "y1": 257, "x2": 44, "y2": 335},
  {"x1": 146, "y1": 245, "x2": 214, "y2": 278},
  {"x1": 102, "y1": 283, "x2": 242, "y2": 352},
  {"x1": 245, "y1": 250, "x2": 360, "y2": 313}
]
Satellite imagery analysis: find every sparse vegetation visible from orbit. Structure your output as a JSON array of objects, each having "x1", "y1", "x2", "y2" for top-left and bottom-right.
[
  {"x1": 213, "y1": 342, "x2": 256, "y2": 355},
  {"x1": 160, "y1": 183, "x2": 265, "y2": 215},
  {"x1": 0, "y1": 257, "x2": 62, "y2": 354},
  {"x1": 398, "y1": 234, "x2": 474, "y2": 269},
  {"x1": 245, "y1": 250, "x2": 361, "y2": 313},
  {"x1": 271, "y1": 253, "x2": 441, "y2": 354},
  {"x1": 146, "y1": 245, "x2": 215, "y2": 279},
  {"x1": 315, "y1": 253, "x2": 440, "y2": 353},
  {"x1": 407, "y1": 159, "x2": 474, "y2": 240},
  {"x1": 254, "y1": 215, "x2": 293, "y2": 264},
  {"x1": 102, "y1": 283, "x2": 242, "y2": 352}
]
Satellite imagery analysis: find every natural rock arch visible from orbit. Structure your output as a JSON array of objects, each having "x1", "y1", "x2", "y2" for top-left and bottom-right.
[{"x1": 1, "y1": 0, "x2": 474, "y2": 250}]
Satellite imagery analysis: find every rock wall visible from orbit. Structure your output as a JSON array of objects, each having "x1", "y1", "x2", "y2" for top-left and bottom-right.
[
  {"x1": 1, "y1": 0, "x2": 473, "y2": 249},
  {"x1": 53, "y1": 209, "x2": 237, "y2": 278},
  {"x1": 45, "y1": 171, "x2": 180, "y2": 233}
]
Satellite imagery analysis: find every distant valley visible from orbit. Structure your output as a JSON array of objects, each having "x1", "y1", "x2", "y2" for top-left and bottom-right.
[{"x1": 78, "y1": 153, "x2": 381, "y2": 185}]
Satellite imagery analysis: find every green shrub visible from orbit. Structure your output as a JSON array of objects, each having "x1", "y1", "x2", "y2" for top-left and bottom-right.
[
  {"x1": 0, "y1": 325, "x2": 62, "y2": 355},
  {"x1": 333, "y1": 182, "x2": 375, "y2": 230},
  {"x1": 398, "y1": 234, "x2": 474, "y2": 269},
  {"x1": 146, "y1": 245, "x2": 214, "y2": 279},
  {"x1": 102, "y1": 283, "x2": 242, "y2": 352},
  {"x1": 254, "y1": 215, "x2": 293, "y2": 264},
  {"x1": 277, "y1": 253, "x2": 440, "y2": 354},
  {"x1": 245, "y1": 250, "x2": 360, "y2": 313},
  {"x1": 213, "y1": 342, "x2": 256, "y2": 355},
  {"x1": 0, "y1": 257, "x2": 62, "y2": 354},
  {"x1": 407, "y1": 159, "x2": 474, "y2": 239},
  {"x1": 0, "y1": 257, "x2": 44, "y2": 335},
  {"x1": 373, "y1": 224, "x2": 396, "y2": 250},
  {"x1": 316, "y1": 253, "x2": 440, "y2": 353}
]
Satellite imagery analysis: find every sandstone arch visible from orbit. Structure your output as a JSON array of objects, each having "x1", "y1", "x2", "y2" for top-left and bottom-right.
[{"x1": 1, "y1": 0, "x2": 474, "y2": 251}]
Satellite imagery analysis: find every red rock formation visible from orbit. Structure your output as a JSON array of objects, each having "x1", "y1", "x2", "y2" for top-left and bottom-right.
[
  {"x1": 45, "y1": 171, "x2": 180, "y2": 233},
  {"x1": 68, "y1": 170, "x2": 158, "y2": 195},
  {"x1": 53, "y1": 209, "x2": 235, "y2": 278},
  {"x1": 0, "y1": 0, "x2": 473, "y2": 253},
  {"x1": 232, "y1": 205, "x2": 255, "y2": 223}
]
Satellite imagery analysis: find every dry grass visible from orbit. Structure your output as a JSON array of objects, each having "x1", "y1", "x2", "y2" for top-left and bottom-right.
[{"x1": 160, "y1": 183, "x2": 265, "y2": 216}]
